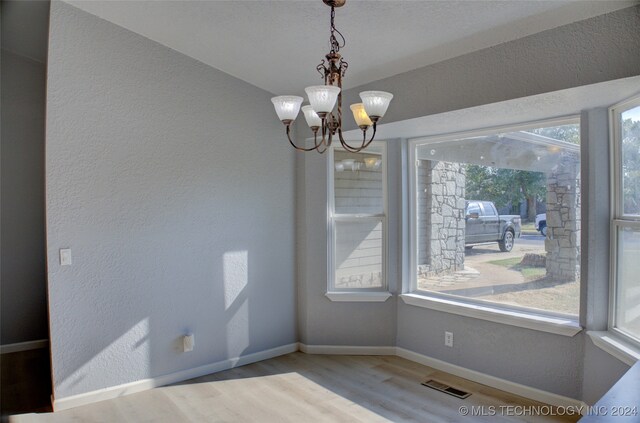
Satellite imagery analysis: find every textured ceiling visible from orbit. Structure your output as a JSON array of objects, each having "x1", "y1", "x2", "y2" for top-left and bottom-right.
[{"x1": 64, "y1": 0, "x2": 636, "y2": 95}]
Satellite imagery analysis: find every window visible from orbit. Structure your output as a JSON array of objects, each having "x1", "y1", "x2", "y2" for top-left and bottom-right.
[
  {"x1": 408, "y1": 119, "x2": 582, "y2": 323},
  {"x1": 328, "y1": 143, "x2": 387, "y2": 296},
  {"x1": 482, "y1": 202, "x2": 497, "y2": 216},
  {"x1": 467, "y1": 202, "x2": 481, "y2": 216},
  {"x1": 610, "y1": 96, "x2": 640, "y2": 346}
]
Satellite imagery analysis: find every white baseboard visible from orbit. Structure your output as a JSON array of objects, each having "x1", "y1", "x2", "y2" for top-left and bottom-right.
[
  {"x1": 52, "y1": 342, "x2": 585, "y2": 412},
  {"x1": 298, "y1": 343, "x2": 584, "y2": 409},
  {"x1": 53, "y1": 342, "x2": 298, "y2": 411},
  {"x1": 0, "y1": 339, "x2": 49, "y2": 354},
  {"x1": 298, "y1": 343, "x2": 396, "y2": 355},
  {"x1": 395, "y1": 347, "x2": 586, "y2": 409}
]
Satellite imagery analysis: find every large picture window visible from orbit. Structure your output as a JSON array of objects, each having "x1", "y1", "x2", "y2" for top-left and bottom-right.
[
  {"x1": 409, "y1": 120, "x2": 581, "y2": 318},
  {"x1": 328, "y1": 143, "x2": 387, "y2": 293},
  {"x1": 610, "y1": 96, "x2": 640, "y2": 345}
]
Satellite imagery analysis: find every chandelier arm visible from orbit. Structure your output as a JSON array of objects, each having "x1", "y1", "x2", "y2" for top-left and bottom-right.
[
  {"x1": 321, "y1": 120, "x2": 328, "y2": 147},
  {"x1": 312, "y1": 123, "x2": 327, "y2": 154},
  {"x1": 358, "y1": 122, "x2": 378, "y2": 150},
  {"x1": 338, "y1": 138, "x2": 363, "y2": 153},
  {"x1": 286, "y1": 125, "x2": 324, "y2": 152},
  {"x1": 335, "y1": 122, "x2": 377, "y2": 153},
  {"x1": 334, "y1": 125, "x2": 363, "y2": 153},
  {"x1": 316, "y1": 141, "x2": 328, "y2": 154},
  {"x1": 314, "y1": 127, "x2": 329, "y2": 151}
]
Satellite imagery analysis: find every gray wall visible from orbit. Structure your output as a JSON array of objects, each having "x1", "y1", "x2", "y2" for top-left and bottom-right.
[
  {"x1": 582, "y1": 340, "x2": 630, "y2": 405},
  {"x1": 299, "y1": 6, "x2": 640, "y2": 400},
  {"x1": 1, "y1": 49, "x2": 48, "y2": 345},
  {"x1": 397, "y1": 304, "x2": 584, "y2": 397},
  {"x1": 46, "y1": 2, "x2": 295, "y2": 400},
  {"x1": 39, "y1": 0, "x2": 639, "y2": 404},
  {"x1": 341, "y1": 6, "x2": 640, "y2": 132},
  {"x1": 298, "y1": 141, "x2": 400, "y2": 346},
  {"x1": 579, "y1": 108, "x2": 632, "y2": 404}
]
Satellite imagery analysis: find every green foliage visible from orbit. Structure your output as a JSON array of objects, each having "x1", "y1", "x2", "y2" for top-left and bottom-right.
[
  {"x1": 465, "y1": 165, "x2": 545, "y2": 210},
  {"x1": 465, "y1": 124, "x2": 581, "y2": 221},
  {"x1": 529, "y1": 124, "x2": 580, "y2": 144},
  {"x1": 487, "y1": 257, "x2": 546, "y2": 281}
]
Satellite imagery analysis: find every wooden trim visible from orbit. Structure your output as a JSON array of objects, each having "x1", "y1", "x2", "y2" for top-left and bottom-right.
[
  {"x1": 52, "y1": 343, "x2": 299, "y2": 411},
  {"x1": 0, "y1": 339, "x2": 49, "y2": 354}
]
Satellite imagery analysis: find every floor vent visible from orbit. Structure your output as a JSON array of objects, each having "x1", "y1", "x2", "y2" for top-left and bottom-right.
[{"x1": 421, "y1": 379, "x2": 471, "y2": 399}]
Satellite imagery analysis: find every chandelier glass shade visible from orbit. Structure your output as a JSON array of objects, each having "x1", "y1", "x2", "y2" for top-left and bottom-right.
[{"x1": 271, "y1": 0, "x2": 393, "y2": 153}]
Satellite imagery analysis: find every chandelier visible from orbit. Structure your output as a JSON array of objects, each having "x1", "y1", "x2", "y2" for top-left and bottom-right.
[{"x1": 270, "y1": 0, "x2": 393, "y2": 153}]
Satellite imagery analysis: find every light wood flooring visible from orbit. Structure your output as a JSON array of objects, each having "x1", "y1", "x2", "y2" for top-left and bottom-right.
[{"x1": 11, "y1": 352, "x2": 580, "y2": 423}]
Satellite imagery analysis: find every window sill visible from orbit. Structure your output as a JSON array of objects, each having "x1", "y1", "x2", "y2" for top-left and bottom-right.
[
  {"x1": 325, "y1": 292, "x2": 392, "y2": 302},
  {"x1": 587, "y1": 331, "x2": 640, "y2": 366},
  {"x1": 400, "y1": 293, "x2": 582, "y2": 337}
]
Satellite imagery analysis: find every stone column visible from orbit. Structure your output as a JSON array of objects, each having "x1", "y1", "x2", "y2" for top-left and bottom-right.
[
  {"x1": 417, "y1": 160, "x2": 466, "y2": 276},
  {"x1": 545, "y1": 152, "x2": 580, "y2": 281}
]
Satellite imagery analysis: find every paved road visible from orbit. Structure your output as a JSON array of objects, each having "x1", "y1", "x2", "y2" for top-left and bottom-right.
[{"x1": 518, "y1": 234, "x2": 545, "y2": 245}]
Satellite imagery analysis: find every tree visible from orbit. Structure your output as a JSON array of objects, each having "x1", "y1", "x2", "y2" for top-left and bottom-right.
[
  {"x1": 466, "y1": 124, "x2": 584, "y2": 222},
  {"x1": 465, "y1": 165, "x2": 545, "y2": 222},
  {"x1": 622, "y1": 117, "x2": 640, "y2": 214},
  {"x1": 530, "y1": 124, "x2": 580, "y2": 145},
  {"x1": 465, "y1": 124, "x2": 582, "y2": 221}
]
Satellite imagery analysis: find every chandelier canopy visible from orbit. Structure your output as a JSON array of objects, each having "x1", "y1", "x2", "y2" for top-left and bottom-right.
[{"x1": 271, "y1": 0, "x2": 393, "y2": 153}]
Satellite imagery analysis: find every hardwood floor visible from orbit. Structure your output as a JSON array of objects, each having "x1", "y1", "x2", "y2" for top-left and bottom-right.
[{"x1": 10, "y1": 353, "x2": 580, "y2": 422}]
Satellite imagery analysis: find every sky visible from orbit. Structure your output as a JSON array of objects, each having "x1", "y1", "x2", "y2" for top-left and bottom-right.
[{"x1": 622, "y1": 105, "x2": 640, "y2": 123}]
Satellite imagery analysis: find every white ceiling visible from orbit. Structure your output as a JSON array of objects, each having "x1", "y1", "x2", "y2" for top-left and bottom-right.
[{"x1": 65, "y1": 0, "x2": 636, "y2": 95}]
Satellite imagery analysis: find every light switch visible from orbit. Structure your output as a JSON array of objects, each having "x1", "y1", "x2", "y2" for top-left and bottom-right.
[{"x1": 60, "y1": 248, "x2": 72, "y2": 266}]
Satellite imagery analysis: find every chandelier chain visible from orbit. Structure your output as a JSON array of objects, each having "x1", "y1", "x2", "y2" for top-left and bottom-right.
[{"x1": 329, "y1": 6, "x2": 346, "y2": 54}]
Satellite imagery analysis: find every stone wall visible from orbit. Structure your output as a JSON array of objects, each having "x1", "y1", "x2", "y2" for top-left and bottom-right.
[
  {"x1": 545, "y1": 152, "x2": 581, "y2": 281},
  {"x1": 417, "y1": 160, "x2": 466, "y2": 276}
]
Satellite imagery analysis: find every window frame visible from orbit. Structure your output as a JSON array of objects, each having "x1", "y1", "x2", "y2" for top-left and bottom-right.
[
  {"x1": 404, "y1": 116, "x2": 583, "y2": 335},
  {"x1": 608, "y1": 94, "x2": 640, "y2": 348},
  {"x1": 327, "y1": 142, "x2": 390, "y2": 300}
]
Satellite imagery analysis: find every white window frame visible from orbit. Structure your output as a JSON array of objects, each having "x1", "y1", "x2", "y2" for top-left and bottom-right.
[
  {"x1": 327, "y1": 142, "x2": 391, "y2": 302},
  {"x1": 402, "y1": 117, "x2": 583, "y2": 336},
  {"x1": 608, "y1": 94, "x2": 640, "y2": 351}
]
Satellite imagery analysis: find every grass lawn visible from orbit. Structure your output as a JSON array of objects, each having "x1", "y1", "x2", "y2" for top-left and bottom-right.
[
  {"x1": 520, "y1": 222, "x2": 539, "y2": 235},
  {"x1": 488, "y1": 256, "x2": 545, "y2": 280},
  {"x1": 485, "y1": 255, "x2": 578, "y2": 315}
]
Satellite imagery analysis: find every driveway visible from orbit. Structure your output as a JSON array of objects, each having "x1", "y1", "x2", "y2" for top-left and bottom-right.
[
  {"x1": 417, "y1": 234, "x2": 579, "y2": 314},
  {"x1": 464, "y1": 234, "x2": 546, "y2": 267},
  {"x1": 418, "y1": 235, "x2": 546, "y2": 296}
]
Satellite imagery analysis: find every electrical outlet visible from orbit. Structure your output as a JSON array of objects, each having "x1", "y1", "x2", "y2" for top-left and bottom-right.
[
  {"x1": 183, "y1": 333, "x2": 195, "y2": 352},
  {"x1": 445, "y1": 331, "x2": 453, "y2": 347}
]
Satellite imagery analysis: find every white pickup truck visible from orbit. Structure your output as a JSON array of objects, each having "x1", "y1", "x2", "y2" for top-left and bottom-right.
[
  {"x1": 535, "y1": 213, "x2": 547, "y2": 236},
  {"x1": 465, "y1": 201, "x2": 522, "y2": 252}
]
